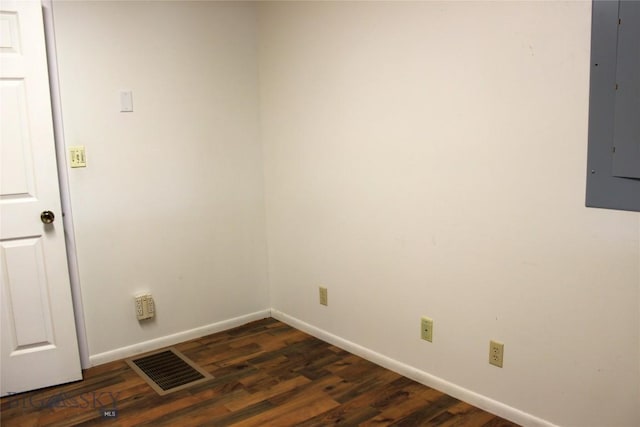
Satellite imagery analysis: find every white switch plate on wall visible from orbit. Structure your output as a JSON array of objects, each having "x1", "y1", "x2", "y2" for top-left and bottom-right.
[{"x1": 120, "y1": 90, "x2": 133, "y2": 112}]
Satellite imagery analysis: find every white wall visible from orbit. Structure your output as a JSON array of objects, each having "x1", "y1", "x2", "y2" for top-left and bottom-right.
[
  {"x1": 52, "y1": 1, "x2": 269, "y2": 358},
  {"x1": 258, "y1": 2, "x2": 640, "y2": 427},
  {"x1": 51, "y1": 1, "x2": 640, "y2": 426}
]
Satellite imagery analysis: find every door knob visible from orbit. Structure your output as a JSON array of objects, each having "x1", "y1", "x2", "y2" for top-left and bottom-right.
[{"x1": 40, "y1": 210, "x2": 55, "y2": 224}]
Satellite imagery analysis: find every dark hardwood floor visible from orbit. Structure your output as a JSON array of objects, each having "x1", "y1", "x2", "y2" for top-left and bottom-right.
[{"x1": 1, "y1": 318, "x2": 520, "y2": 426}]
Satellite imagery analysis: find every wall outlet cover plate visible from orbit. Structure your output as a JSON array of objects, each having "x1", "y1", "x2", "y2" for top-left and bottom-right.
[
  {"x1": 421, "y1": 317, "x2": 433, "y2": 342},
  {"x1": 489, "y1": 340, "x2": 504, "y2": 368}
]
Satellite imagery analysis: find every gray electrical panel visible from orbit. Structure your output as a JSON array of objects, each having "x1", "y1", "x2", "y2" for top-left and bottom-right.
[{"x1": 586, "y1": 0, "x2": 640, "y2": 212}]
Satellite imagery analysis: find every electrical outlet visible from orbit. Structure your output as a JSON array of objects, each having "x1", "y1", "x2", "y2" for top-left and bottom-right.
[
  {"x1": 420, "y1": 317, "x2": 433, "y2": 342},
  {"x1": 319, "y1": 286, "x2": 328, "y2": 306},
  {"x1": 135, "y1": 294, "x2": 155, "y2": 320},
  {"x1": 489, "y1": 340, "x2": 504, "y2": 367},
  {"x1": 146, "y1": 296, "x2": 154, "y2": 316},
  {"x1": 135, "y1": 298, "x2": 143, "y2": 318},
  {"x1": 69, "y1": 146, "x2": 86, "y2": 168}
]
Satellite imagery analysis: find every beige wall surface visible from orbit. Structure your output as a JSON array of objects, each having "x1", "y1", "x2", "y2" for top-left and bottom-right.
[
  {"x1": 53, "y1": 1, "x2": 639, "y2": 426},
  {"x1": 53, "y1": 1, "x2": 270, "y2": 356},
  {"x1": 258, "y1": 2, "x2": 639, "y2": 426}
]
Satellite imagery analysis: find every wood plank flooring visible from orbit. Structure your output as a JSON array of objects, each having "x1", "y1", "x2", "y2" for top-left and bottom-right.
[{"x1": 0, "y1": 318, "x2": 520, "y2": 426}]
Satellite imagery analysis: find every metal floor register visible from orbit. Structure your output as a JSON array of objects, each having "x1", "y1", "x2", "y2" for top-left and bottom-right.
[{"x1": 126, "y1": 348, "x2": 213, "y2": 395}]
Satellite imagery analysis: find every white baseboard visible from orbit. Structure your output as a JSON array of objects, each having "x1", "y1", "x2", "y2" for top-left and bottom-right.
[
  {"x1": 89, "y1": 309, "x2": 271, "y2": 367},
  {"x1": 88, "y1": 307, "x2": 556, "y2": 427},
  {"x1": 271, "y1": 309, "x2": 558, "y2": 427}
]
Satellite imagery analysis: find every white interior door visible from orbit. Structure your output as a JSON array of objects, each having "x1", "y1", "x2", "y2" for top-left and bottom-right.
[{"x1": 0, "y1": 0, "x2": 81, "y2": 395}]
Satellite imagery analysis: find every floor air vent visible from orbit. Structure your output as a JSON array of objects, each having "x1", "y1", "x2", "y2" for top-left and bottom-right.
[{"x1": 126, "y1": 348, "x2": 213, "y2": 395}]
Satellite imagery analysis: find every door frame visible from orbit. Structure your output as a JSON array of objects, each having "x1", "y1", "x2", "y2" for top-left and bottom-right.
[{"x1": 42, "y1": 0, "x2": 90, "y2": 369}]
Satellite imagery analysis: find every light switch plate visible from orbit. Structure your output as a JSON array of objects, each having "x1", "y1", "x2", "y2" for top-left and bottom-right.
[
  {"x1": 120, "y1": 90, "x2": 133, "y2": 112},
  {"x1": 69, "y1": 146, "x2": 86, "y2": 168}
]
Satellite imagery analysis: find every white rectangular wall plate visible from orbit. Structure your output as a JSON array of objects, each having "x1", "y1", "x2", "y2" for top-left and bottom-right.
[{"x1": 120, "y1": 90, "x2": 133, "y2": 112}]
